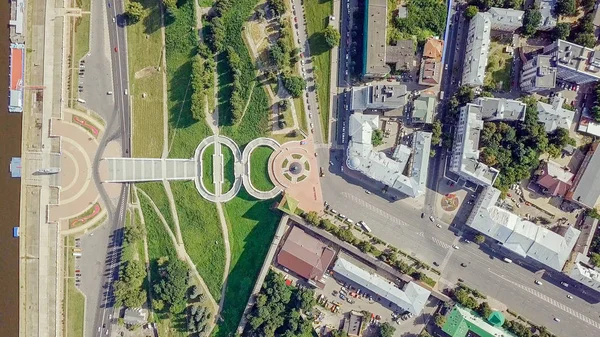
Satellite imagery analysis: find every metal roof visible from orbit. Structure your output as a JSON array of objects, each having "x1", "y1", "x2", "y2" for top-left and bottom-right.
[
  {"x1": 332, "y1": 258, "x2": 431, "y2": 315},
  {"x1": 442, "y1": 305, "x2": 516, "y2": 337},
  {"x1": 570, "y1": 142, "x2": 600, "y2": 208},
  {"x1": 363, "y1": 0, "x2": 390, "y2": 77},
  {"x1": 277, "y1": 227, "x2": 336, "y2": 282},
  {"x1": 462, "y1": 13, "x2": 491, "y2": 86},
  {"x1": 536, "y1": 94, "x2": 575, "y2": 132},
  {"x1": 475, "y1": 97, "x2": 526, "y2": 122}
]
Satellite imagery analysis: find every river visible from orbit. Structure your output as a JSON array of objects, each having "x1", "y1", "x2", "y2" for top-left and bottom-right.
[{"x1": 0, "y1": 0, "x2": 22, "y2": 334}]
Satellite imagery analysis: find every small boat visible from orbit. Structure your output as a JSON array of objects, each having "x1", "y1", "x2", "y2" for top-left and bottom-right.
[{"x1": 13, "y1": 227, "x2": 19, "y2": 238}]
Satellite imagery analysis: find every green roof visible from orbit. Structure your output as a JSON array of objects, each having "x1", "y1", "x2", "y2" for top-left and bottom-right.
[
  {"x1": 442, "y1": 305, "x2": 516, "y2": 337},
  {"x1": 412, "y1": 95, "x2": 435, "y2": 123},
  {"x1": 277, "y1": 194, "x2": 299, "y2": 215},
  {"x1": 488, "y1": 311, "x2": 505, "y2": 327}
]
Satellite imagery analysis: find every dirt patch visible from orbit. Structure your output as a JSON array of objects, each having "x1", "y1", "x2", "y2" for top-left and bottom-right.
[{"x1": 134, "y1": 66, "x2": 159, "y2": 79}]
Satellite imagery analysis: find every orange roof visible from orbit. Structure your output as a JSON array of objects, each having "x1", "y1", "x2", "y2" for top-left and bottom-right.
[{"x1": 423, "y1": 38, "x2": 443, "y2": 61}]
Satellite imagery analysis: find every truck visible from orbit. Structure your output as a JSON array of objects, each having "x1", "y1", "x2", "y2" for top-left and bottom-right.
[{"x1": 439, "y1": 91, "x2": 444, "y2": 100}]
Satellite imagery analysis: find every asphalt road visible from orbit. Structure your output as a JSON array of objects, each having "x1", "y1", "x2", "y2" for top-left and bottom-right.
[{"x1": 85, "y1": 1, "x2": 132, "y2": 336}]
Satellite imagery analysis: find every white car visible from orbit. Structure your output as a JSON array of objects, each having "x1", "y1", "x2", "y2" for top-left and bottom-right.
[
  {"x1": 436, "y1": 224, "x2": 442, "y2": 228},
  {"x1": 566, "y1": 295, "x2": 573, "y2": 299},
  {"x1": 534, "y1": 280, "x2": 542, "y2": 285},
  {"x1": 429, "y1": 216, "x2": 435, "y2": 222},
  {"x1": 452, "y1": 245, "x2": 459, "y2": 250},
  {"x1": 553, "y1": 317, "x2": 560, "y2": 322}
]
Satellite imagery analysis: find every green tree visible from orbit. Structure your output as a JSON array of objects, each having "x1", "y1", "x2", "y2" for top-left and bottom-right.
[
  {"x1": 125, "y1": 1, "x2": 144, "y2": 23},
  {"x1": 379, "y1": 322, "x2": 396, "y2": 337},
  {"x1": 269, "y1": 0, "x2": 286, "y2": 16},
  {"x1": 431, "y1": 120, "x2": 442, "y2": 145},
  {"x1": 372, "y1": 129, "x2": 384, "y2": 146},
  {"x1": 206, "y1": 17, "x2": 225, "y2": 52},
  {"x1": 162, "y1": 0, "x2": 177, "y2": 15},
  {"x1": 575, "y1": 33, "x2": 596, "y2": 48},
  {"x1": 304, "y1": 211, "x2": 320, "y2": 226},
  {"x1": 324, "y1": 26, "x2": 341, "y2": 48},
  {"x1": 332, "y1": 330, "x2": 349, "y2": 337},
  {"x1": 465, "y1": 5, "x2": 479, "y2": 19},
  {"x1": 555, "y1": 0, "x2": 577, "y2": 16},
  {"x1": 282, "y1": 74, "x2": 306, "y2": 98},
  {"x1": 294, "y1": 287, "x2": 316, "y2": 312},
  {"x1": 435, "y1": 313, "x2": 447, "y2": 327},
  {"x1": 474, "y1": 234, "x2": 485, "y2": 244},
  {"x1": 582, "y1": 0, "x2": 596, "y2": 11},
  {"x1": 552, "y1": 23, "x2": 571, "y2": 40},
  {"x1": 153, "y1": 259, "x2": 190, "y2": 314},
  {"x1": 590, "y1": 252, "x2": 600, "y2": 267},
  {"x1": 477, "y1": 302, "x2": 493, "y2": 319},
  {"x1": 522, "y1": 9, "x2": 541, "y2": 37}
]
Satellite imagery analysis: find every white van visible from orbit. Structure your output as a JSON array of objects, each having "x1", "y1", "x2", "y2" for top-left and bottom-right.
[
  {"x1": 503, "y1": 257, "x2": 512, "y2": 263},
  {"x1": 76, "y1": 98, "x2": 86, "y2": 104}
]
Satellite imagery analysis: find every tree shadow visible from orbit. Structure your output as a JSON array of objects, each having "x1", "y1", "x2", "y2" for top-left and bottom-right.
[
  {"x1": 168, "y1": 58, "x2": 197, "y2": 129},
  {"x1": 307, "y1": 31, "x2": 330, "y2": 56},
  {"x1": 216, "y1": 54, "x2": 234, "y2": 126}
]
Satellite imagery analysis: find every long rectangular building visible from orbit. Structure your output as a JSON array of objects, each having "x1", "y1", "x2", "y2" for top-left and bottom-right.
[
  {"x1": 9, "y1": 43, "x2": 25, "y2": 113},
  {"x1": 462, "y1": 13, "x2": 492, "y2": 87},
  {"x1": 362, "y1": 0, "x2": 390, "y2": 78},
  {"x1": 543, "y1": 39, "x2": 600, "y2": 84}
]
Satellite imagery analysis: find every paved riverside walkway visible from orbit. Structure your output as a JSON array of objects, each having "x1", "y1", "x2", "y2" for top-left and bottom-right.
[{"x1": 100, "y1": 136, "x2": 282, "y2": 202}]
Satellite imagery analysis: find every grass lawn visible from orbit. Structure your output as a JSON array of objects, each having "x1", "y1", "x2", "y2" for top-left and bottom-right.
[
  {"x1": 294, "y1": 97, "x2": 308, "y2": 133},
  {"x1": 139, "y1": 193, "x2": 187, "y2": 335},
  {"x1": 74, "y1": 0, "x2": 90, "y2": 61},
  {"x1": 136, "y1": 182, "x2": 177, "y2": 236},
  {"x1": 65, "y1": 237, "x2": 85, "y2": 337},
  {"x1": 213, "y1": 190, "x2": 281, "y2": 337},
  {"x1": 166, "y1": 0, "x2": 213, "y2": 158},
  {"x1": 170, "y1": 181, "x2": 225, "y2": 300},
  {"x1": 202, "y1": 144, "x2": 215, "y2": 194},
  {"x1": 485, "y1": 41, "x2": 512, "y2": 92},
  {"x1": 222, "y1": 145, "x2": 234, "y2": 193},
  {"x1": 127, "y1": 0, "x2": 165, "y2": 158},
  {"x1": 249, "y1": 146, "x2": 275, "y2": 191},
  {"x1": 198, "y1": 0, "x2": 214, "y2": 7},
  {"x1": 304, "y1": 0, "x2": 332, "y2": 141}
]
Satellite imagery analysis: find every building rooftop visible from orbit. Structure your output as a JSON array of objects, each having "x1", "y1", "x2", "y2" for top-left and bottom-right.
[
  {"x1": 350, "y1": 85, "x2": 408, "y2": 114},
  {"x1": 475, "y1": 97, "x2": 526, "y2": 122},
  {"x1": 123, "y1": 309, "x2": 148, "y2": 326},
  {"x1": 452, "y1": 104, "x2": 499, "y2": 186},
  {"x1": 332, "y1": 258, "x2": 431, "y2": 315},
  {"x1": 412, "y1": 94, "x2": 436, "y2": 123},
  {"x1": 386, "y1": 40, "x2": 415, "y2": 71},
  {"x1": 419, "y1": 58, "x2": 442, "y2": 86},
  {"x1": 363, "y1": 0, "x2": 390, "y2": 77},
  {"x1": 536, "y1": 160, "x2": 573, "y2": 196},
  {"x1": 9, "y1": 0, "x2": 25, "y2": 36},
  {"x1": 569, "y1": 255, "x2": 600, "y2": 291},
  {"x1": 346, "y1": 113, "x2": 431, "y2": 197},
  {"x1": 462, "y1": 13, "x2": 491, "y2": 86},
  {"x1": 536, "y1": 0, "x2": 558, "y2": 30},
  {"x1": 423, "y1": 38, "x2": 443, "y2": 60},
  {"x1": 537, "y1": 94, "x2": 575, "y2": 132},
  {"x1": 535, "y1": 55, "x2": 557, "y2": 89},
  {"x1": 568, "y1": 142, "x2": 600, "y2": 209},
  {"x1": 550, "y1": 40, "x2": 600, "y2": 81},
  {"x1": 277, "y1": 226, "x2": 336, "y2": 285},
  {"x1": 468, "y1": 186, "x2": 580, "y2": 271},
  {"x1": 487, "y1": 7, "x2": 524, "y2": 30},
  {"x1": 442, "y1": 305, "x2": 516, "y2": 337},
  {"x1": 343, "y1": 311, "x2": 364, "y2": 337}
]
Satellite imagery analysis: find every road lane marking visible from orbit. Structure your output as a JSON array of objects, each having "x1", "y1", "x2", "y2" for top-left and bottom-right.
[
  {"x1": 431, "y1": 236, "x2": 451, "y2": 249},
  {"x1": 488, "y1": 270, "x2": 600, "y2": 330},
  {"x1": 341, "y1": 192, "x2": 408, "y2": 227}
]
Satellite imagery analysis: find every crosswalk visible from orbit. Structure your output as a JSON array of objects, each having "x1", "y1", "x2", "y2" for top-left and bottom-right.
[
  {"x1": 431, "y1": 236, "x2": 451, "y2": 249},
  {"x1": 490, "y1": 271, "x2": 600, "y2": 330}
]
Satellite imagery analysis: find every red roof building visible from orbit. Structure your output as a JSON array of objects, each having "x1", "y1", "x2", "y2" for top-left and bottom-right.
[
  {"x1": 277, "y1": 226, "x2": 336, "y2": 287},
  {"x1": 536, "y1": 161, "x2": 573, "y2": 197}
]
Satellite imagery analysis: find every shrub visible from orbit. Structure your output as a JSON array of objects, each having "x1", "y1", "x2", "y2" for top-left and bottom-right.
[
  {"x1": 282, "y1": 73, "x2": 306, "y2": 98},
  {"x1": 324, "y1": 26, "x2": 341, "y2": 48}
]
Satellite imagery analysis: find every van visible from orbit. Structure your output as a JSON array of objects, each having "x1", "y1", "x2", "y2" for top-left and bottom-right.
[
  {"x1": 72, "y1": 252, "x2": 82, "y2": 257},
  {"x1": 503, "y1": 257, "x2": 512, "y2": 263},
  {"x1": 76, "y1": 98, "x2": 86, "y2": 104}
]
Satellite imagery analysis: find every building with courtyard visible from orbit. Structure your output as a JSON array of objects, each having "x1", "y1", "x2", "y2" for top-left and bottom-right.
[
  {"x1": 346, "y1": 113, "x2": 432, "y2": 198},
  {"x1": 442, "y1": 305, "x2": 515, "y2": 337},
  {"x1": 350, "y1": 84, "x2": 408, "y2": 116},
  {"x1": 332, "y1": 257, "x2": 431, "y2": 315},
  {"x1": 276, "y1": 226, "x2": 336, "y2": 288},
  {"x1": 467, "y1": 186, "x2": 580, "y2": 271}
]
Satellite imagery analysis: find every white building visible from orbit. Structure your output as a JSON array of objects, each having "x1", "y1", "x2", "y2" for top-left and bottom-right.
[
  {"x1": 346, "y1": 113, "x2": 431, "y2": 198},
  {"x1": 462, "y1": 13, "x2": 492, "y2": 87},
  {"x1": 520, "y1": 55, "x2": 557, "y2": 93},
  {"x1": 468, "y1": 187, "x2": 580, "y2": 271},
  {"x1": 487, "y1": 7, "x2": 524, "y2": 32},
  {"x1": 536, "y1": 0, "x2": 558, "y2": 31},
  {"x1": 569, "y1": 254, "x2": 600, "y2": 291},
  {"x1": 543, "y1": 40, "x2": 600, "y2": 84},
  {"x1": 450, "y1": 104, "x2": 499, "y2": 186},
  {"x1": 537, "y1": 93, "x2": 575, "y2": 132},
  {"x1": 475, "y1": 97, "x2": 526, "y2": 122}
]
